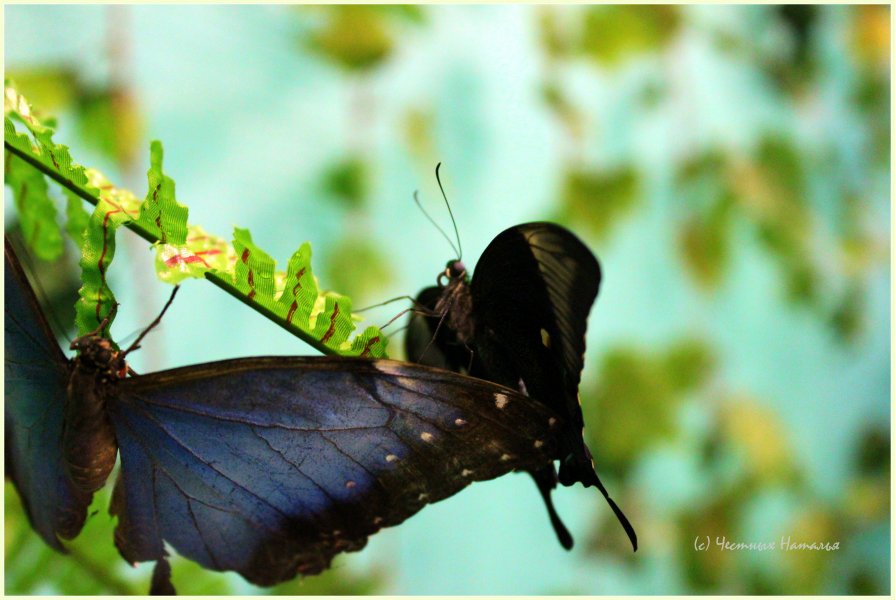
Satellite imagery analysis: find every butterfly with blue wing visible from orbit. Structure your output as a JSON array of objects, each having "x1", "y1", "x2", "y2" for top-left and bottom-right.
[
  {"x1": 4, "y1": 238, "x2": 565, "y2": 592},
  {"x1": 406, "y1": 218, "x2": 638, "y2": 552}
]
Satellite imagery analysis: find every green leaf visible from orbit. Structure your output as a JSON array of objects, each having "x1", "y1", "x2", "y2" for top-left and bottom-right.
[
  {"x1": 74, "y1": 85, "x2": 143, "y2": 168},
  {"x1": 555, "y1": 165, "x2": 640, "y2": 240},
  {"x1": 135, "y1": 141, "x2": 188, "y2": 245},
  {"x1": 65, "y1": 192, "x2": 91, "y2": 245},
  {"x1": 304, "y1": 7, "x2": 395, "y2": 72},
  {"x1": 580, "y1": 5, "x2": 680, "y2": 66},
  {"x1": 154, "y1": 225, "x2": 234, "y2": 285},
  {"x1": 321, "y1": 155, "x2": 370, "y2": 209},
  {"x1": 5, "y1": 82, "x2": 390, "y2": 358},
  {"x1": 73, "y1": 177, "x2": 140, "y2": 338},
  {"x1": 4, "y1": 150, "x2": 64, "y2": 260},
  {"x1": 276, "y1": 242, "x2": 320, "y2": 330}
]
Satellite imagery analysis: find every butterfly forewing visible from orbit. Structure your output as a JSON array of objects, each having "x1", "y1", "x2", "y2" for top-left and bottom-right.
[
  {"x1": 4, "y1": 240, "x2": 90, "y2": 549},
  {"x1": 110, "y1": 357, "x2": 560, "y2": 586},
  {"x1": 470, "y1": 222, "x2": 600, "y2": 424}
]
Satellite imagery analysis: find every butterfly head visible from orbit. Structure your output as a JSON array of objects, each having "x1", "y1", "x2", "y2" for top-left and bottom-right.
[
  {"x1": 438, "y1": 259, "x2": 468, "y2": 287},
  {"x1": 71, "y1": 334, "x2": 128, "y2": 379}
]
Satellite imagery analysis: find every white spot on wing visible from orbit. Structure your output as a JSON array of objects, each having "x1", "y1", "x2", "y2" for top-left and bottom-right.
[
  {"x1": 548, "y1": 417, "x2": 557, "y2": 427},
  {"x1": 500, "y1": 453, "x2": 513, "y2": 462},
  {"x1": 420, "y1": 432, "x2": 434, "y2": 442},
  {"x1": 495, "y1": 393, "x2": 509, "y2": 409},
  {"x1": 461, "y1": 468, "x2": 474, "y2": 477},
  {"x1": 345, "y1": 480, "x2": 356, "y2": 489},
  {"x1": 454, "y1": 418, "x2": 467, "y2": 427},
  {"x1": 418, "y1": 493, "x2": 429, "y2": 501},
  {"x1": 534, "y1": 440, "x2": 545, "y2": 449},
  {"x1": 540, "y1": 328, "x2": 551, "y2": 348},
  {"x1": 386, "y1": 454, "x2": 399, "y2": 462}
]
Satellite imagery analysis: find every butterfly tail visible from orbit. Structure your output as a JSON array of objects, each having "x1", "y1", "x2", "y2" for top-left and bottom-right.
[
  {"x1": 529, "y1": 466, "x2": 574, "y2": 550},
  {"x1": 559, "y1": 448, "x2": 638, "y2": 552}
]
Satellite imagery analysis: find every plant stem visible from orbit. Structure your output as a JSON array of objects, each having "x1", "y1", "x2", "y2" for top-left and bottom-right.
[{"x1": 4, "y1": 140, "x2": 336, "y2": 356}]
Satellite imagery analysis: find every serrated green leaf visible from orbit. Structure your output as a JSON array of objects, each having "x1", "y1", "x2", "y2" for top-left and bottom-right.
[
  {"x1": 135, "y1": 141, "x2": 188, "y2": 245},
  {"x1": 5, "y1": 82, "x2": 390, "y2": 358},
  {"x1": 154, "y1": 225, "x2": 234, "y2": 285},
  {"x1": 277, "y1": 242, "x2": 320, "y2": 330},
  {"x1": 232, "y1": 227, "x2": 278, "y2": 307},
  {"x1": 310, "y1": 293, "x2": 355, "y2": 349},
  {"x1": 73, "y1": 195, "x2": 137, "y2": 338}
]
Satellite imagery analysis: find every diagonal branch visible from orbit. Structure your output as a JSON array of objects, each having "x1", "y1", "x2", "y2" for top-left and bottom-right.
[{"x1": 4, "y1": 140, "x2": 336, "y2": 356}]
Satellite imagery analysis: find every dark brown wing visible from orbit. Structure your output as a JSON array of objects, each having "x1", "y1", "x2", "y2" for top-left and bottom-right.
[{"x1": 109, "y1": 356, "x2": 561, "y2": 586}]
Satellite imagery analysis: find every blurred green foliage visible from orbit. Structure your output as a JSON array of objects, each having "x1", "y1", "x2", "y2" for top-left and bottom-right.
[
  {"x1": 585, "y1": 338, "x2": 715, "y2": 474},
  {"x1": 320, "y1": 155, "x2": 370, "y2": 209},
  {"x1": 302, "y1": 5, "x2": 424, "y2": 73},
  {"x1": 555, "y1": 166, "x2": 641, "y2": 240}
]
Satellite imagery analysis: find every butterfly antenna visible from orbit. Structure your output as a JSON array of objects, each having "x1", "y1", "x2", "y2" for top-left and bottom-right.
[
  {"x1": 413, "y1": 190, "x2": 461, "y2": 259},
  {"x1": 435, "y1": 162, "x2": 463, "y2": 260},
  {"x1": 122, "y1": 285, "x2": 180, "y2": 357}
]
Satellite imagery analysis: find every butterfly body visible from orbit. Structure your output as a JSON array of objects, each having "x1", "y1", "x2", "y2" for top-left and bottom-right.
[
  {"x1": 63, "y1": 335, "x2": 123, "y2": 495},
  {"x1": 5, "y1": 239, "x2": 565, "y2": 589}
]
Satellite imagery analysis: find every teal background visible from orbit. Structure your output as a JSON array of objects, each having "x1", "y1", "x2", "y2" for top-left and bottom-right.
[{"x1": 4, "y1": 4, "x2": 890, "y2": 595}]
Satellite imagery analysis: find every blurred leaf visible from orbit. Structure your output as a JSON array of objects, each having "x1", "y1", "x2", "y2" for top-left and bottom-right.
[
  {"x1": 3, "y1": 67, "x2": 78, "y2": 114},
  {"x1": 720, "y1": 398, "x2": 796, "y2": 485},
  {"x1": 4, "y1": 151, "x2": 64, "y2": 260},
  {"x1": 677, "y1": 495, "x2": 738, "y2": 591},
  {"x1": 829, "y1": 281, "x2": 864, "y2": 341},
  {"x1": 6, "y1": 480, "x2": 140, "y2": 595},
  {"x1": 855, "y1": 427, "x2": 890, "y2": 476},
  {"x1": 325, "y1": 235, "x2": 393, "y2": 302},
  {"x1": 265, "y1": 562, "x2": 386, "y2": 595},
  {"x1": 779, "y1": 508, "x2": 840, "y2": 594},
  {"x1": 402, "y1": 106, "x2": 435, "y2": 159},
  {"x1": 556, "y1": 165, "x2": 640, "y2": 240},
  {"x1": 586, "y1": 338, "x2": 714, "y2": 472},
  {"x1": 580, "y1": 5, "x2": 680, "y2": 66},
  {"x1": 675, "y1": 153, "x2": 735, "y2": 289},
  {"x1": 321, "y1": 155, "x2": 370, "y2": 209},
  {"x1": 75, "y1": 85, "x2": 144, "y2": 168},
  {"x1": 540, "y1": 81, "x2": 585, "y2": 138},
  {"x1": 844, "y1": 477, "x2": 890, "y2": 524},
  {"x1": 304, "y1": 7, "x2": 395, "y2": 72},
  {"x1": 731, "y1": 136, "x2": 819, "y2": 306},
  {"x1": 850, "y1": 5, "x2": 890, "y2": 72},
  {"x1": 663, "y1": 338, "x2": 716, "y2": 392},
  {"x1": 536, "y1": 7, "x2": 574, "y2": 59}
]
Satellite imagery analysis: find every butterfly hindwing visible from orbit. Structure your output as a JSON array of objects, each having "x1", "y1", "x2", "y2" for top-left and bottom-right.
[
  {"x1": 109, "y1": 357, "x2": 560, "y2": 586},
  {"x1": 4, "y1": 240, "x2": 91, "y2": 550}
]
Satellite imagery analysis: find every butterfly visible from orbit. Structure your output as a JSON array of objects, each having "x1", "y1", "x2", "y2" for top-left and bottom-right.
[
  {"x1": 405, "y1": 216, "x2": 637, "y2": 552},
  {"x1": 4, "y1": 238, "x2": 565, "y2": 592}
]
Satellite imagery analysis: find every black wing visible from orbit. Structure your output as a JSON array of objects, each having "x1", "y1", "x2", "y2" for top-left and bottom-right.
[
  {"x1": 470, "y1": 222, "x2": 636, "y2": 550},
  {"x1": 4, "y1": 239, "x2": 90, "y2": 550},
  {"x1": 109, "y1": 357, "x2": 561, "y2": 586}
]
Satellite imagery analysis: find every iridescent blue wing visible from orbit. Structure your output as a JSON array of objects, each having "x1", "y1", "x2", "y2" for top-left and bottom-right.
[
  {"x1": 4, "y1": 240, "x2": 89, "y2": 550},
  {"x1": 109, "y1": 357, "x2": 560, "y2": 586}
]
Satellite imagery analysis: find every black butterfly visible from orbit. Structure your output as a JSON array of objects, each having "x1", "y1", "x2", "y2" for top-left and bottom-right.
[
  {"x1": 4, "y1": 239, "x2": 564, "y2": 593},
  {"x1": 405, "y1": 217, "x2": 637, "y2": 552}
]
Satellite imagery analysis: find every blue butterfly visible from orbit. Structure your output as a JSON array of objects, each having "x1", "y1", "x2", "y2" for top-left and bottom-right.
[{"x1": 4, "y1": 239, "x2": 563, "y2": 592}]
